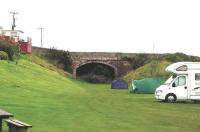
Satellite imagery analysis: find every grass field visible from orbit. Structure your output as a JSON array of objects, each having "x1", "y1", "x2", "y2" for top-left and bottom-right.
[{"x1": 1, "y1": 56, "x2": 200, "y2": 132}]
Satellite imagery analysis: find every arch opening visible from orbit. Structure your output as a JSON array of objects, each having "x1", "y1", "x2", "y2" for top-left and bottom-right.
[{"x1": 76, "y1": 63, "x2": 115, "y2": 83}]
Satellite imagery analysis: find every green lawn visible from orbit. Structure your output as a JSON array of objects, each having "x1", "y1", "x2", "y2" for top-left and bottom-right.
[{"x1": 0, "y1": 57, "x2": 200, "y2": 132}]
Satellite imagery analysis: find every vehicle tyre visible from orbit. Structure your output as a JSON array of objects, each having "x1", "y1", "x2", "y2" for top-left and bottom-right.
[{"x1": 165, "y1": 94, "x2": 176, "y2": 103}]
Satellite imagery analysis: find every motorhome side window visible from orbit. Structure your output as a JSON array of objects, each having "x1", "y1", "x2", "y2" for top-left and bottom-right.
[
  {"x1": 195, "y1": 73, "x2": 200, "y2": 81},
  {"x1": 174, "y1": 76, "x2": 186, "y2": 87},
  {"x1": 176, "y1": 65, "x2": 187, "y2": 71}
]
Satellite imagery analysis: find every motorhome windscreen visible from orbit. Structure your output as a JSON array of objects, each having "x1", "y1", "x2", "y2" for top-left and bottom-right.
[
  {"x1": 164, "y1": 74, "x2": 177, "y2": 85},
  {"x1": 164, "y1": 76, "x2": 172, "y2": 85}
]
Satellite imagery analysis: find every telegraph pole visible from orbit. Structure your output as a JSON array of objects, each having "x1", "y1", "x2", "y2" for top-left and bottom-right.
[
  {"x1": 10, "y1": 12, "x2": 19, "y2": 30},
  {"x1": 38, "y1": 27, "x2": 45, "y2": 47}
]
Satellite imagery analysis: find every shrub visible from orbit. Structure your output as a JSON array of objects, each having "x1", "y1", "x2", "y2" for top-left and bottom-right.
[
  {"x1": 0, "y1": 51, "x2": 8, "y2": 60},
  {"x1": 123, "y1": 52, "x2": 200, "y2": 71},
  {"x1": 123, "y1": 53, "x2": 149, "y2": 70},
  {"x1": 0, "y1": 41, "x2": 19, "y2": 61},
  {"x1": 79, "y1": 74, "x2": 112, "y2": 83},
  {"x1": 46, "y1": 47, "x2": 72, "y2": 72}
]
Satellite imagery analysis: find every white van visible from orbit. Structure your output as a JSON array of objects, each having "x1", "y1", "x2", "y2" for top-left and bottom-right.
[{"x1": 155, "y1": 62, "x2": 200, "y2": 102}]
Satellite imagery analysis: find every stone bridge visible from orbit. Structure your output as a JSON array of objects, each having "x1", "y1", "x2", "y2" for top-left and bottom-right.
[
  {"x1": 32, "y1": 47, "x2": 132, "y2": 79},
  {"x1": 71, "y1": 52, "x2": 132, "y2": 79}
]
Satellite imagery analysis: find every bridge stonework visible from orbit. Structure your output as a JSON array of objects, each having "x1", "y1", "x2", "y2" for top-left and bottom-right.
[
  {"x1": 32, "y1": 47, "x2": 132, "y2": 79},
  {"x1": 72, "y1": 55, "x2": 132, "y2": 79}
]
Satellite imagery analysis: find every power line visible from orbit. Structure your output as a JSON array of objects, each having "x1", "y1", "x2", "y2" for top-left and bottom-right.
[
  {"x1": 38, "y1": 27, "x2": 45, "y2": 47},
  {"x1": 10, "y1": 12, "x2": 19, "y2": 30}
]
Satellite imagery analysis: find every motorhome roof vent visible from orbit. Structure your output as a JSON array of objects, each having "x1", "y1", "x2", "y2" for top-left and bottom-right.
[{"x1": 176, "y1": 65, "x2": 187, "y2": 71}]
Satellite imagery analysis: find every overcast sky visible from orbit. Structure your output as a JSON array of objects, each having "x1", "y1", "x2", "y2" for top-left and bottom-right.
[{"x1": 1, "y1": 0, "x2": 200, "y2": 56}]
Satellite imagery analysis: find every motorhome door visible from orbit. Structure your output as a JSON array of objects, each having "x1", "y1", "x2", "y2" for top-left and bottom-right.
[{"x1": 172, "y1": 75, "x2": 188, "y2": 100}]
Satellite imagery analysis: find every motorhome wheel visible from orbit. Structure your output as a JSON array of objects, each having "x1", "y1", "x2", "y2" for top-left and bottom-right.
[{"x1": 165, "y1": 94, "x2": 176, "y2": 103}]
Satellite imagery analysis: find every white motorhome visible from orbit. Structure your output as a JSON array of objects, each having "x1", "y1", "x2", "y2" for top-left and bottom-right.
[{"x1": 155, "y1": 62, "x2": 200, "y2": 102}]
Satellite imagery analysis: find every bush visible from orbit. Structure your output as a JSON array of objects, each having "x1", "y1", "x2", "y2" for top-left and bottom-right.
[
  {"x1": 0, "y1": 41, "x2": 19, "y2": 61},
  {"x1": 123, "y1": 52, "x2": 200, "y2": 71},
  {"x1": 163, "y1": 52, "x2": 200, "y2": 62},
  {"x1": 79, "y1": 74, "x2": 112, "y2": 83},
  {"x1": 123, "y1": 53, "x2": 149, "y2": 70},
  {"x1": 0, "y1": 51, "x2": 8, "y2": 60},
  {"x1": 46, "y1": 47, "x2": 72, "y2": 72}
]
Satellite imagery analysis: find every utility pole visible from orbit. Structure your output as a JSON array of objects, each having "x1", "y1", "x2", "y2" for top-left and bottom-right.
[
  {"x1": 10, "y1": 12, "x2": 19, "y2": 30},
  {"x1": 38, "y1": 27, "x2": 45, "y2": 47}
]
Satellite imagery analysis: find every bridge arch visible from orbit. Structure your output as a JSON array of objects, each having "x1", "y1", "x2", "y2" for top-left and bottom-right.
[{"x1": 73, "y1": 61, "x2": 118, "y2": 79}]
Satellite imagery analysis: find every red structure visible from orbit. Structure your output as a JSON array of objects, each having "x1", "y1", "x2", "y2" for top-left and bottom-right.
[
  {"x1": 0, "y1": 30, "x2": 32, "y2": 54},
  {"x1": 19, "y1": 38, "x2": 32, "y2": 54}
]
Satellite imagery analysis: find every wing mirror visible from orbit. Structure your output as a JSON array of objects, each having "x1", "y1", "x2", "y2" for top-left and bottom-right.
[{"x1": 172, "y1": 82, "x2": 176, "y2": 87}]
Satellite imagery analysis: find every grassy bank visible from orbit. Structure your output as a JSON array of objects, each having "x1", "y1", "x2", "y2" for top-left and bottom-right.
[
  {"x1": 123, "y1": 60, "x2": 171, "y2": 83},
  {"x1": 0, "y1": 56, "x2": 200, "y2": 132}
]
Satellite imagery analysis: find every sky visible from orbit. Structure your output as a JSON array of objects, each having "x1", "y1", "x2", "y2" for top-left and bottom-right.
[{"x1": 1, "y1": 0, "x2": 200, "y2": 56}]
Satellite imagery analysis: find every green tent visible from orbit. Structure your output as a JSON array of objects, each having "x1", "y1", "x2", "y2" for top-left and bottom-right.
[{"x1": 130, "y1": 78, "x2": 165, "y2": 94}]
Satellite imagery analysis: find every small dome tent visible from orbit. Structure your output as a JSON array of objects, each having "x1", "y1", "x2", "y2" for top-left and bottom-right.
[{"x1": 111, "y1": 79, "x2": 128, "y2": 89}]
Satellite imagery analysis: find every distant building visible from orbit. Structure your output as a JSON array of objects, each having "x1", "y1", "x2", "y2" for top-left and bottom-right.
[{"x1": 0, "y1": 29, "x2": 32, "y2": 53}]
